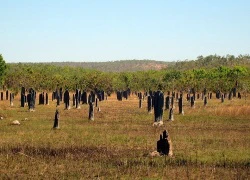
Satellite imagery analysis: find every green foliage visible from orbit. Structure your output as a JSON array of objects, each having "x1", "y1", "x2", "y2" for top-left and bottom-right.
[
  {"x1": 171, "y1": 54, "x2": 250, "y2": 70},
  {"x1": 0, "y1": 54, "x2": 7, "y2": 85},
  {"x1": 3, "y1": 54, "x2": 250, "y2": 93}
]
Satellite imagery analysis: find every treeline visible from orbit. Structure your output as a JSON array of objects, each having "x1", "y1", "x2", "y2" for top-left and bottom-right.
[
  {"x1": 3, "y1": 55, "x2": 250, "y2": 95},
  {"x1": 168, "y1": 54, "x2": 250, "y2": 70}
]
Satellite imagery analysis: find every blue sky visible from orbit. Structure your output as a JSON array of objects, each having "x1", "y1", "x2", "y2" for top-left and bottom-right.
[{"x1": 1, "y1": 0, "x2": 250, "y2": 63}]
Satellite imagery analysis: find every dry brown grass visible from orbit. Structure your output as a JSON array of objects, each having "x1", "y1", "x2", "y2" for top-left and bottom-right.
[{"x1": 0, "y1": 92, "x2": 249, "y2": 179}]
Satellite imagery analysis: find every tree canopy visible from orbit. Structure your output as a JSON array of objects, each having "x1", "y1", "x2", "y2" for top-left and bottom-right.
[
  {"x1": 3, "y1": 54, "x2": 250, "y2": 94},
  {"x1": 0, "y1": 54, "x2": 7, "y2": 85}
]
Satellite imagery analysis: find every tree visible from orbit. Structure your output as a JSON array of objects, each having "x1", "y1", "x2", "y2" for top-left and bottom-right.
[
  {"x1": 193, "y1": 69, "x2": 207, "y2": 91},
  {"x1": 163, "y1": 70, "x2": 182, "y2": 90},
  {"x1": 0, "y1": 54, "x2": 7, "y2": 85}
]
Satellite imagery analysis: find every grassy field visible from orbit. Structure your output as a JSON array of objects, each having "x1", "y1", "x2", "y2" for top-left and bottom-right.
[{"x1": 0, "y1": 92, "x2": 249, "y2": 179}]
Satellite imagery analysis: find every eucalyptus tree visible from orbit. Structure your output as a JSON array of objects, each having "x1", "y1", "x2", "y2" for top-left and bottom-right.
[{"x1": 0, "y1": 54, "x2": 7, "y2": 86}]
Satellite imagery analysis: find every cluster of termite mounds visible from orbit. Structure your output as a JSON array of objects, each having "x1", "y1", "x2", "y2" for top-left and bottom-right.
[{"x1": 0, "y1": 82, "x2": 243, "y2": 158}]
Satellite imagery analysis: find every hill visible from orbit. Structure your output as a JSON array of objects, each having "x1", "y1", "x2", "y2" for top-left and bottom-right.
[{"x1": 47, "y1": 60, "x2": 170, "y2": 72}]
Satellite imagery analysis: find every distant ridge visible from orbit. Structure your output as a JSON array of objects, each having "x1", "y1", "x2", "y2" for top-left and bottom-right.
[{"x1": 47, "y1": 60, "x2": 170, "y2": 72}]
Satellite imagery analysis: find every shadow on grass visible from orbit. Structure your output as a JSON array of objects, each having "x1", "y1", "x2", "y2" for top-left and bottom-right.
[{"x1": 1, "y1": 145, "x2": 249, "y2": 169}]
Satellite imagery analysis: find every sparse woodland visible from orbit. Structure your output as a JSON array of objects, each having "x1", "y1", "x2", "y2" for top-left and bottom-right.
[{"x1": 1, "y1": 54, "x2": 250, "y2": 95}]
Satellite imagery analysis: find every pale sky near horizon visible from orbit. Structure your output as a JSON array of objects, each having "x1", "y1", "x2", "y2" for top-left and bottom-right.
[{"x1": 1, "y1": 0, "x2": 250, "y2": 63}]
